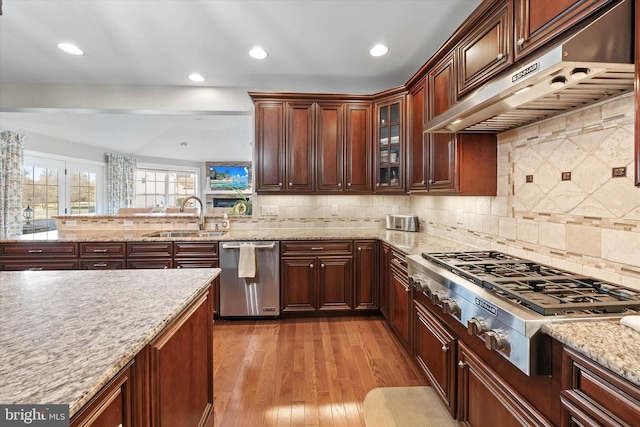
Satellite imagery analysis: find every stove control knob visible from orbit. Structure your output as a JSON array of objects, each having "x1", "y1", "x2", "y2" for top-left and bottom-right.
[
  {"x1": 441, "y1": 298, "x2": 461, "y2": 317},
  {"x1": 467, "y1": 317, "x2": 488, "y2": 336},
  {"x1": 430, "y1": 290, "x2": 446, "y2": 306},
  {"x1": 485, "y1": 329, "x2": 510, "y2": 352}
]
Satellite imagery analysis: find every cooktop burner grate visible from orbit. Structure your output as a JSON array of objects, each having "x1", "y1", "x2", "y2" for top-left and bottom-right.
[{"x1": 422, "y1": 251, "x2": 640, "y2": 315}]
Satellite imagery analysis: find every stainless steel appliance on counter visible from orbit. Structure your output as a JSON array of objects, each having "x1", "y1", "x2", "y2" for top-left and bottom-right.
[
  {"x1": 219, "y1": 241, "x2": 280, "y2": 317},
  {"x1": 407, "y1": 251, "x2": 640, "y2": 375},
  {"x1": 385, "y1": 214, "x2": 419, "y2": 232}
]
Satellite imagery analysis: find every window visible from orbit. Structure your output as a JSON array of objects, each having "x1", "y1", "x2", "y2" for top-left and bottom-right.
[
  {"x1": 22, "y1": 155, "x2": 105, "y2": 233},
  {"x1": 135, "y1": 165, "x2": 198, "y2": 209}
]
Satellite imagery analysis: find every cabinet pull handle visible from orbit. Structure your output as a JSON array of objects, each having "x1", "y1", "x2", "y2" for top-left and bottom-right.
[
  {"x1": 163, "y1": 266, "x2": 169, "y2": 269},
  {"x1": 458, "y1": 360, "x2": 465, "y2": 368},
  {"x1": 28, "y1": 267, "x2": 44, "y2": 271},
  {"x1": 311, "y1": 247, "x2": 323, "y2": 250},
  {"x1": 93, "y1": 249, "x2": 108, "y2": 253},
  {"x1": 517, "y1": 38, "x2": 525, "y2": 46},
  {"x1": 496, "y1": 53, "x2": 504, "y2": 60},
  {"x1": 93, "y1": 263, "x2": 108, "y2": 267},
  {"x1": 28, "y1": 249, "x2": 43, "y2": 253}
]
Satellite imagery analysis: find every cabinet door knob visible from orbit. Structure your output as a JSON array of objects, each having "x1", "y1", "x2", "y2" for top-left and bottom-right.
[
  {"x1": 289, "y1": 182, "x2": 293, "y2": 186},
  {"x1": 517, "y1": 38, "x2": 525, "y2": 46},
  {"x1": 321, "y1": 263, "x2": 325, "y2": 268},
  {"x1": 376, "y1": 183, "x2": 380, "y2": 187},
  {"x1": 357, "y1": 247, "x2": 362, "y2": 251},
  {"x1": 458, "y1": 360, "x2": 465, "y2": 368},
  {"x1": 421, "y1": 180, "x2": 425, "y2": 185},
  {"x1": 310, "y1": 263, "x2": 314, "y2": 268},
  {"x1": 428, "y1": 179, "x2": 433, "y2": 184},
  {"x1": 496, "y1": 53, "x2": 504, "y2": 60},
  {"x1": 442, "y1": 345, "x2": 448, "y2": 352},
  {"x1": 347, "y1": 182, "x2": 351, "y2": 187},
  {"x1": 278, "y1": 182, "x2": 283, "y2": 187},
  {"x1": 337, "y1": 183, "x2": 342, "y2": 187},
  {"x1": 177, "y1": 265, "x2": 182, "y2": 268}
]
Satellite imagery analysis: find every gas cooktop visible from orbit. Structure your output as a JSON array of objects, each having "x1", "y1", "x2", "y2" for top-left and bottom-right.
[{"x1": 422, "y1": 251, "x2": 640, "y2": 316}]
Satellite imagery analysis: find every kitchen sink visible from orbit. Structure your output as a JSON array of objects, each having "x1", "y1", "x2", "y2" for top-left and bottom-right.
[{"x1": 144, "y1": 230, "x2": 228, "y2": 238}]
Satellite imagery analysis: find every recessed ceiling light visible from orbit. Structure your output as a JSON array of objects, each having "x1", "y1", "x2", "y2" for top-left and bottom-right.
[
  {"x1": 188, "y1": 73, "x2": 205, "y2": 83},
  {"x1": 369, "y1": 44, "x2": 389, "y2": 57},
  {"x1": 550, "y1": 76, "x2": 567, "y2": 88},
  {"x1": 249, "y1": 47, "x2": 268, "y2": 60},
  {"x1": 514, "y1": 85, "x2": 532, "y2": 95},
  {"x1": 570, "y1": 68, "x2": 590, "y2": 79},
  {"x1": 450, "y1": 118, "x2": 462, "y2": 125},
  {"x1": 57, "y1": 43, "x2": 84, "y2": 56}
]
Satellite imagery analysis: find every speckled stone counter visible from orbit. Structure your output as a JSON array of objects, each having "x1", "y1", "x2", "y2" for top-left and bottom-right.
[
  {"x1": 0, "y1": 268, "x2": 220, "y2": 417},
  {"x1": 4, "y1": 227, "x2": 475, "y2": 256},
  {"x1": 543, "y1": 320, "x2": 640, "y2": 387}
]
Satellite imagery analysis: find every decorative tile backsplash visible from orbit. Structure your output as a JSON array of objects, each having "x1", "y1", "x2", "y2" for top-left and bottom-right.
[{"x1": 415, "y1": 93, "x2": 639, "y2": 288}]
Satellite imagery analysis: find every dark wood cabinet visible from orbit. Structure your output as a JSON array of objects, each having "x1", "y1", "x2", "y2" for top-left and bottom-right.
[
  {"x1": 344, "y1": 103, "x2": 372, "y2": 193},
  {"x1": 561, "y1": 346, "x2": 640, "y2": 426},
  {"x1": 286, "y1": 101, "x2": 315, "y2": 193},
  {"x1": 379, "y1": 243, "x2": 391, "y2": 321},
  {"x1": 147, "y1": 288, "x2": 214, "y2": 427},
  {"x1": 389, "y1": 249, "x2": 411, "y2": 350},
  {"x1": 374, "y1": 94, "x2": 406, "y2": 193},
  {"x1": 316, "y1": 102, "x2": 344, "y2": 192},
  {"x1": 280, "y1": 240, "x2": 353, "y2": 313},
  {"x1": 408, "y1": 79, "x2": 428, "y2": 192},
  {"x1": 457, "y1": 0, "x2": 512, "y2": 96},
  {"x1": 79, "y1": 242, "x2": 126, "y2": 270},
  {"x1": 254, "y1": 101, "x2": 286, "y2": 193},
  {"x1": 414, "y1": 299, "x2": 457, "y2": 417},
  {"x1": 0, "y1": 242, "x2": 78, "y2": 270},
  {"x1": 412, "y1": 133, "x2": 497, "y2": 195},
  {"x1": 71, "y1": 363, "x2": 133, "y2": 427},
  {"x1": 126, "y1": 242, "x2": 173, "y2": 269},
  {"x1": 457, "y1": 341, "x2": 553, "y2": 427},
  {"x1": 353, "y1": 240, "x2": 378, "y2": 312},
  {"x1": 427, "y1": 51, "x2": 456, "y2": 121},
  {"x1": 514, "y1": 0, "x2": 610, "y2": 61}
]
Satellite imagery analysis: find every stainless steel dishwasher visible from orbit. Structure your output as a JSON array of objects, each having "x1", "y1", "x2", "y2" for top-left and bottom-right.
[{"x1": 219, "y1": 241, "x2": 280, "y2": 317}]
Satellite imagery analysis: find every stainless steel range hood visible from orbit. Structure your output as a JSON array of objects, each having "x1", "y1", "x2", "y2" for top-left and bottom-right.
[{"x1": 424, "y1": 0, "x2": 634, "y2": 133}]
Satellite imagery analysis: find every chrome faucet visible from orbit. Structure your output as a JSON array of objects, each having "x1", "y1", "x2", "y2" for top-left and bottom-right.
[{"x1": 180, "y1": 195, "x2": 206, "y2": 230}]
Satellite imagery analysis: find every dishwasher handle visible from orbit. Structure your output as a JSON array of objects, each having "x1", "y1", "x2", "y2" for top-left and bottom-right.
[{"x1": 221, "y1": 242, "x2": 277, "y2": 250}]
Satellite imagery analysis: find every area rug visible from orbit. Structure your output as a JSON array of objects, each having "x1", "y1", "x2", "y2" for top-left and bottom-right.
[{"x1": 363, "y1": 386, "x2": 457, "y2": 427}]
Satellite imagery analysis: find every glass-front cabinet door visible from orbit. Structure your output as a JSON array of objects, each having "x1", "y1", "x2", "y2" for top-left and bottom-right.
[{"x1": 375, "y1": 94, "x2": 406, "y2": 193}]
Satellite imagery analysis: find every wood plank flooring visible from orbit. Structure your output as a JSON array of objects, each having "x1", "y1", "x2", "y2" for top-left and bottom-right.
[{"x1": 212, "y1": 315, "x2": 428, "y2": 427}]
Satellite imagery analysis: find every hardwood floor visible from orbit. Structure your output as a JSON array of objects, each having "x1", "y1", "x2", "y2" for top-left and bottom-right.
[{"x1": 212, "y1": 315, "x2": 428, "y2": 427}]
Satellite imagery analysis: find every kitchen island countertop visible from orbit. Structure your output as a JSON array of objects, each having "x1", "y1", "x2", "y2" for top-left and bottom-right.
[
  {"x1": 543, "y1": 320, "x2": 640, "y2": 387},
  {"x1": 0, "y1": 268, "x2": 220, "y2": 417}
]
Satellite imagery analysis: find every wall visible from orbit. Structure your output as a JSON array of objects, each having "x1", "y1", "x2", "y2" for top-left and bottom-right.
[{"x1": 413, "y1": 94, "x2": 640, "y2": 289}]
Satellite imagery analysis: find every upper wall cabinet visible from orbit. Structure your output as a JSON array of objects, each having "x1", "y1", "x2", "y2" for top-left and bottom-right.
[
  {"x1": 514, "y1": 0, "x2": 611, "y2": 61},
  {"x1": 457, "y1": 0, "x2": 512, "y2": 96},
  {"x1": 252, "y1": 94, "x2": 372, "y2": 195},
  {"x1": 375, "y1": 94, "x2": 406, "y2": 193},
  {"x1": 253, "y1": 100, "x2": 315, "y2": 193},
  {"x1": 427, "y1": 51, "x2": 457, "y2": 121},
  {"x1": 408, "y1": 80, "x2": 427, "y2": 192}
]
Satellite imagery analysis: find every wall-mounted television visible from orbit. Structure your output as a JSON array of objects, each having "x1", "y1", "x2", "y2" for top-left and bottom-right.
[{"x1": 206, "y1": 161, "x2": 252, "y2": 190}]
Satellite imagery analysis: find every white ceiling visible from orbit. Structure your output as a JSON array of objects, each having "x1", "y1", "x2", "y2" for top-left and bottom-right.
[{"x1": 0, "y1": 0, "x2": 482, "y2": 162}]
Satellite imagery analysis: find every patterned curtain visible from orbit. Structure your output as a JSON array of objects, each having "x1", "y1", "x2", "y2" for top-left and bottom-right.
[
  {"x1": 0, "y1": 131, "x2": 25, "y2": 238},
  {"x1": 107, "y1": 153, "x2": 137, "y2": 215}
]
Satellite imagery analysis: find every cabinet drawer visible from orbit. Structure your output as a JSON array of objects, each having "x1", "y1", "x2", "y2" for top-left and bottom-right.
[
  {"x1": 80, "y1": 242, "x2": 126, "y2": 258},
  {"x1": 80, "y1": 260, "x2": 125, "y2": 270},
  {"x1": 174, "y1": 241, "x2": 218, "y2": 258},
  {"x1": 281, "y1": 240, "x2": 352, "y2": 256},
  {"x1": 126, "y1": 259, "x2": 173, "y2": 269},
  {"x1": 1, "y1": 260, "x2": 78, "y2": 271},
  {"x1": 126, "y1": 242, "x2": 172, "y2": 258},
  {"x1": 390, "y1": 249, "x2": 407, "y2": 272},
  {"x1": 562, "y1": 347, "x2": 640, "y2": 425},
  {"x1": 0, "y1": 242, "x2": 78, "y2": 258},
  {"x1": 175, "y1": 259, "x2": 218, "y2": 269}
]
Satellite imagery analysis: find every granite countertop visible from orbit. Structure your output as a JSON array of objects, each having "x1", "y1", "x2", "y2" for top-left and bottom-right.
[
  {"x1": 543, "y1": 320, "x2": 640, "y2": 387},
  {"x1": 0, "y1": 268, "x2": 220, "y2": 417},
  {"x1": 4, "y1": 227, "x2": 476, "y2": 256}
]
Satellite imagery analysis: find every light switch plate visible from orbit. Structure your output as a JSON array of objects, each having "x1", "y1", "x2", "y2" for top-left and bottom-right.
[{"x1": 456, "y1": 209, "x2": 464, "y2": 224}]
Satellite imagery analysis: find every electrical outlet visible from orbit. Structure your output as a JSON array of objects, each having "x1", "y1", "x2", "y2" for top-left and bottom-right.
[
  {"x1": 331, "y1": 205, "x2": 338, "y2": 215},
  {"x1": 456, "y1": 209, "x2": 464, "y2": 224},
  {"x1": 261, "y1": 205, "x2": 279, "y2": 216}
]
